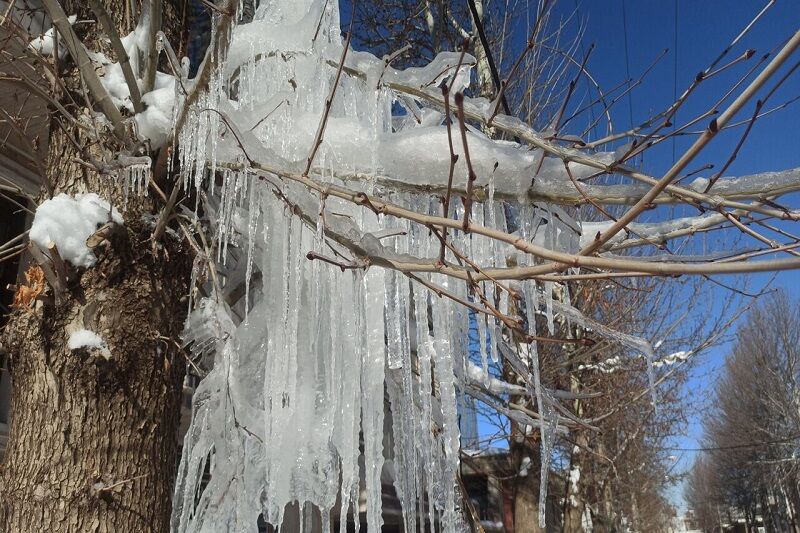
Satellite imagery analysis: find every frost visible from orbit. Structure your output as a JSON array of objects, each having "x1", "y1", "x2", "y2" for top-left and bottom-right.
[{"x1": 29, "y1": 193, "x2": 123, "y2": 268}]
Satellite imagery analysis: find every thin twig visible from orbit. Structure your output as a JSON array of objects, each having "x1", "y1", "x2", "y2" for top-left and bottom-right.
[
  {"x1": 303, "y1": 30, "x2": 353, "y2": 177},
  {"x1": 454, "y1": 92, "x2": 476, "y2": 233}
]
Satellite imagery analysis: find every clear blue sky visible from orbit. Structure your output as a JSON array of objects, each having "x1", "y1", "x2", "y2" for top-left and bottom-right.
[{"x1": 549, "y1": 0, "x2": 800, "y2": 513}]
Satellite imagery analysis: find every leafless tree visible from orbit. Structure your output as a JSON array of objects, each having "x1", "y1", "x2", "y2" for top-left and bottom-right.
[{"x1": 690, "y1": 292, "x2": 800, "y2": 532}]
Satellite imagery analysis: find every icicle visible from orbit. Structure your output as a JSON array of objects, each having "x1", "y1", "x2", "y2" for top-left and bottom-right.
[
  {"x1": 430, "y1": 285, "x2": 460, "y2": 533},
  {"x1": 478, "y1": 312, "x2": 489, "y2": 387},
  {"x1": 362, "y1": 267, "x2": 386, "y2": 533},
  {"x1": 316, "y1": 193, "x2": 325, "y2": 242},
  {"x1": 385, "y1": 269, "x2": 404, "y2": 370},
  {"x1": 538, "y1": 409, "x2": 558, "y2": 529},
  {"x1": 116, "y1": 156, "x2": 151, "y2": 208},
  {"x1": 544, "y1": 280, "x2": 555, "y2": 335},
  {"x1": 527, "y1": 316, "x2": 554, "y2": 530},
  {"x1": 244, "y1": 181, "x2": 260, "y2": 319},
  {"x1": 643, "y1": 343, "x2": 659, "y2": 411}
]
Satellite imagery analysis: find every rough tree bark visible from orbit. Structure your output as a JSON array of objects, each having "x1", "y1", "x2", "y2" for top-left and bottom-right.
[{"x1": 0, "y1": 1, "x2": 189, "y2": 531}]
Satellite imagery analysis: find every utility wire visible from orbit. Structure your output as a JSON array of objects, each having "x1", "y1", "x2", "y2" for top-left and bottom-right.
[
  {"x1": 662, "y1": 433, "x2": 800, "y2": 452},
  {"x1": 466, "y1": 0, "x2": 512, "y2": 117},
  {"x1": 672, "y1": 0, "x2": 679, "y2": 162},
  {"x1": 621, "y1": 0, "x2": 634, "y2": 130}
]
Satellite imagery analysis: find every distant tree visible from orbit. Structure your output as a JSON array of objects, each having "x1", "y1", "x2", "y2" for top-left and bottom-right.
[{"x1": 690, "y1": 292, "x2": 800, "y2": 532}]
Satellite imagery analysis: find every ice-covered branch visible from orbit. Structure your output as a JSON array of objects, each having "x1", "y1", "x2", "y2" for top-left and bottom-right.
[{"x1": 246, "y1": 161, "x2": 800, "y2": 277}]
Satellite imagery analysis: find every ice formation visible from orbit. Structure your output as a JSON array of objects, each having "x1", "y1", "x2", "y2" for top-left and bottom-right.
[
  {"x1": 116, "y1": 155, "x2": 153, "y2": 204},
  {"x1": 169, "y1": 1, "x2": 662, "y2": 531},
  {"x1": 29, "y1": 193, "x2": 123, "y2": 268}
]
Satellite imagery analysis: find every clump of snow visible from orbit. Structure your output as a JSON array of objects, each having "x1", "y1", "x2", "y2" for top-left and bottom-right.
[
  {"x1": 68, "y1": 328, "x2": 106, "y2": 350},
  {"x1": 29, "y1": 193, "x2": 123, "y2": 268},
  {"x1": 68, "y1": 329, "x2": 112, "y2": 359},
  {"x1": 28, "y1": 15, "x2": 76, "y2": 59},
  {"x1": 87, "y1": 18, "x2": 176, "y2": 148},
  {"x1": 578, "y1": 355, "x2": 622, "y2": 373},
  {"x1": 568, "y1": 463, "x2": 581, "y2": 506},
  {"x1": 466, "y1": 361, "x2": 526, "y2": 395},
  {"x1": 653, "y1": 350, "x2": 690, "y2": 368},
  {"x1": 135, "y1": 86, "x2": 175, "y2": 148},
  {"x1": 518, "y1": 456, "x2": 532, "y2": 477}
]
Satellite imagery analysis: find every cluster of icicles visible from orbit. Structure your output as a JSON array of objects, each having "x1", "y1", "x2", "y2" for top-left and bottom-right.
[
  {"x1": 168, "y1": 1, "x2": 658, "y2": 531},
  {"x1": 116, "y1": 155, "x2": 152, "y2": 207}
]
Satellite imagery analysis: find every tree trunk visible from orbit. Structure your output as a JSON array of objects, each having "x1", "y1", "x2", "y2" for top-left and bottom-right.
[
  {"x1": 514, "y1": 478, "x2": 544, "y2": 533},
  {"x1": 562, "y1": 442, "x2": 586, "y2": 533},
  {"x1": 0, "y1": 1, "x2": 189, "y2": 531},
  {"x1": 562, "y1": 375, "x2": 586, "y2": 533}
]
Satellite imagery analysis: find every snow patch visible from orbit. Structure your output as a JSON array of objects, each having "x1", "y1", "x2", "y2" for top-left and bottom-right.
[
  {"x1": 28, "y1": 15, "x2": 76, "y2": 59},
  {"x1": 653, "y1": 350, "x2": 690, "y2": 368},
  {"x1": 578, "y1": 355, "x2": 622, "y2": 373},
  {"x1": 68, "y1": 329, "x2": 111, "y2": 359},
  {"x1": 88, "y1": 18, "x2": 177, "y2": 148},
  {"x1": 30, "y1": 193, "x2": 123, "y2": 268}
]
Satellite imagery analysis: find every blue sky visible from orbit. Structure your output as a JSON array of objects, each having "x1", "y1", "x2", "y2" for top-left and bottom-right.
[{"x1": 549, "y1": 0, "x2": 800, "y2": 512}]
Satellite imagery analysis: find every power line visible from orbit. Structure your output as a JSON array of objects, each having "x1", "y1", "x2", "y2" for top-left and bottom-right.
[
  {"x1": 621, "y1": 0, "x2": 634, "y2": 130},
  {"x1": 662, "y1": 433, "x2": 800, "y2": 453},
  {"x1": 672, "y1": 0, "x2": 679, "y2": 162}
]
